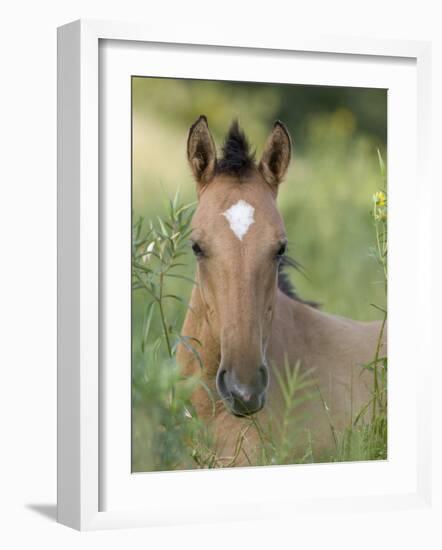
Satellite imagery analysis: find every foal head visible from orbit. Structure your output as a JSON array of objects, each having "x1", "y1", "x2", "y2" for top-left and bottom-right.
[{"x1": 187, "y1": 116, "x2": 292, "y2": 416}]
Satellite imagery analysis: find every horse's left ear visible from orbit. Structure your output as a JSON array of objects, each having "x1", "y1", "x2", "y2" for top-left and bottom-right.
[
  {"x1": 258, "y1": 121, "x2": 292, "y2": 190},
  {"x1": 187, "y1": 115, "x2": 217, "y2": 190}
]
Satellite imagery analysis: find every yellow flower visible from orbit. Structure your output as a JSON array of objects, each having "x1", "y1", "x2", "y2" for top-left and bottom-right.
[{"x1": 373, "y1": 191, "x2": 386, "y2": 207}]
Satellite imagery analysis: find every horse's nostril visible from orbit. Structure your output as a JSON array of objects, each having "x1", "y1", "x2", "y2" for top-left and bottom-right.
[
  {"x1": 216, "y1": 367, "x2": 229, "y2": 398},
  {"x1": 216, "y1": 366, "x2": 268, "y2": 416},
  {"x1": 259, "y1": 365, "x2": 269, "y2": 389}
]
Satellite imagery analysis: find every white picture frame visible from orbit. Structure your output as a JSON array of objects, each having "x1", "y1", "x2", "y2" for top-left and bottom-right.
[{"x1": 57, "y1": 19, "x2": 433, "y2": 531}]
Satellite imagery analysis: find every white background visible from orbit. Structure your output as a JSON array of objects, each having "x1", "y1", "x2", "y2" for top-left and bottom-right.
[{"x1": 1, "y1": 1, "x2": 441, "y2": 548}]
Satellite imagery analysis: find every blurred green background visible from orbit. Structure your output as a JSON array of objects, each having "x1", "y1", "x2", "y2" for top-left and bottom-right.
[{"x1": 132, "y1": 77, "x2": 387, "y2": 325}]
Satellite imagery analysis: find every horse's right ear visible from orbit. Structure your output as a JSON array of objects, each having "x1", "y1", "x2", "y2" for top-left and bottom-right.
[
  {"x1": 187, "y1": 115, "x2": 217, "y2": 190},
  {"x1": 258, "y1": 121, "x2": 292, "y2": 191}
]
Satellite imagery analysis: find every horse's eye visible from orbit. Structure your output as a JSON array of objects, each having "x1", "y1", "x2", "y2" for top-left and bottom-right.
[
  {"x1": 276, "y1": 242, "x2": 287, "y2": 258},
  {"x1": 192, "y1": 242, "x2": 204, "y2": 257}
]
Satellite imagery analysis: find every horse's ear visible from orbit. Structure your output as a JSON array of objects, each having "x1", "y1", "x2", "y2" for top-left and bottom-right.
[
  {"x1": 258, "y1": 121, "x2": 292, "y2": 190},
  {"x1": 187, "y1": 115, "x2": 217, "y2": 189}
]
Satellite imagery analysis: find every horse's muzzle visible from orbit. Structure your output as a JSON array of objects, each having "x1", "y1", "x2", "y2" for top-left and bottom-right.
[{"x1": 216, "y1": 365, "x2": 268, "y2": 416}]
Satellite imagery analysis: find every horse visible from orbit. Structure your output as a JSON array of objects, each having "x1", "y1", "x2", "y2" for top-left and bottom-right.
[{"x1": 177, "y1": 115, "x2": 387, "y2": 466}]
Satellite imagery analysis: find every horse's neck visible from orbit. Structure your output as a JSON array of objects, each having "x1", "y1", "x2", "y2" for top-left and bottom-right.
[
  {"x1": 269, "y1": 290, "x2": 384, "y2": 374},
  {"x1": 267, "y1": 291, "x2": 325, "y2": 368}
]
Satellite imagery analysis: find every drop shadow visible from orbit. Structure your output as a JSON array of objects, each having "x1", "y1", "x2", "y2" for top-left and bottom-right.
[{"x1": 26, "y1": 503, "x2": 57, "y2": 522}]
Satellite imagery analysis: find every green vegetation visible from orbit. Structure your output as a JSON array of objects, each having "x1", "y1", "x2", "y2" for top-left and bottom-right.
[{"x1": 131, "y1": 77, "x2": 387, "y2": 471}]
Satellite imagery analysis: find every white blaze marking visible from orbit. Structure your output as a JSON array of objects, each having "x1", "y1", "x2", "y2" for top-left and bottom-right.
[{"x1": 221, "y1": 199, "x2": 255, "y2": 241}]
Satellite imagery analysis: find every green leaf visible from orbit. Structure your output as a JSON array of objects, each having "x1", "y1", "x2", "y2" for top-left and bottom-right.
[
  {"x1": 176, "y1": 201, "x2": 196, "y2": 216},
  {"x1": 376, "y1": 149, "x2": 386, "y2": 179},
  {"x1": 141, "y1": 301, "x2": 156, "y2": 353},
  {"x1": 172, "y1": 188, "x2": 181, "y2": 212},
  {"x1": 164, "y1": 273, "x2": 197, "y2": 285},
  {"x1": 162, "y1": 294, "x2": 186, "y2": 304},
  {"x1": 173, "y1": 335, "x2": 203, "y2": 370},
  {"x1": 157, "y1": 216, "x2": 169, "y2": 237}
]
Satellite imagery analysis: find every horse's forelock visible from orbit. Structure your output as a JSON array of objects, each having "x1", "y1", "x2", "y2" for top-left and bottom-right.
[{"x1": 216, "y1": 120, "x2": 256, "y2": 177}]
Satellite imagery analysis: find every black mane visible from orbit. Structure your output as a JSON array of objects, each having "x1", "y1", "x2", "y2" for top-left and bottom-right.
[
  {"x1": 278, "y1": 256, "x2": 319, "y2": 307},
  {"x1": 216, "y1": 120, "x2": 256, "y2": 176}
]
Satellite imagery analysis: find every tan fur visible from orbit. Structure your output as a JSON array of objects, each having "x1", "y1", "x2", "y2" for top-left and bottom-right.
[{"x1": 180, "y1": 120, "x2": 387, "y2": 466}]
